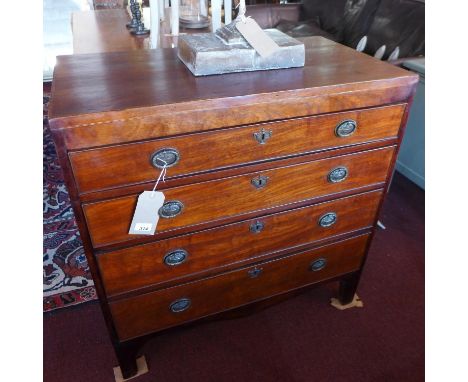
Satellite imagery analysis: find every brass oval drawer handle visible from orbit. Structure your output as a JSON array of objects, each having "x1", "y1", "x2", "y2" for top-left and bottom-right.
[
  {"x1": 318, "y1": 212, "x2": 337, "y2": 228},
  {"x1": 158, "y1": 200, "x2": 184, "y2": 218},
  {"x1": 164, "y1": 249, "x2": 188, "y2": 266},
  {"x1": 251, "y1": 175, "x2": 269, "y2": 189},
  {"x1": 253, "y1": 128, "x2": 273, "y2": 144},
  {"x1": 309, "y1": 258, "x2": 327, "y2": 272},
  {"x1": 250, "y1": 220, "x2": 265, "y2": 234},
  {"x1": 248, "y1": 267, "x2": 263, "y2": 278},
  {"x1": 169, "y1": 298, "x2": 191, "y2": 313},
  {"x1": 150, "y1": 148, "x2": 180, "y2": 169},
  {"x1": 335, "y1": 120, "x2": 357, "y2": 137},
  {"x1": 327, "y1": 166, "x2": 348, "y2": 183}
]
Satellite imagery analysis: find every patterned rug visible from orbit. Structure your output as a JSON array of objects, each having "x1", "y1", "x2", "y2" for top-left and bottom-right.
[{"x1": 43, "y1": 83, "x2": 97, "y2": 312}]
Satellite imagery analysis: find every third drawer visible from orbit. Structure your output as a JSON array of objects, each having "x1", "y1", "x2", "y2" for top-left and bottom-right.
[{"x1": 98, "y1": 189, "x2": 383, "y2": 297}]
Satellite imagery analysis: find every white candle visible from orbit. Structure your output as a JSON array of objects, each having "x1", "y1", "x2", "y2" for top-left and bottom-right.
[
  {"x1": 171, "y1": 0, "x2": 179, "y2": 36},
  {"x1": 148, "y1": 0, "x2": 160, "y2": 48},
  {"x1": 211, "y1": 0, "x2": 222, "y2": 31},
  {"x1": 224, "y1": 0, "x2": 232, "y2": 24},
  {"x1": 158, "y1": 0, "x2": 165, "y2": 21},
  {"x1": 142, "y1": 6, "x2": 150, "y2": 28}
]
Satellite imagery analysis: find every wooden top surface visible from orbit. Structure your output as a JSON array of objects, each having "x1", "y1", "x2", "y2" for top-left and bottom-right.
[
  {"x1": 72, "y1": 10, "x2": 151, "y2": 54},
  {"x1": 50, "y1": 37, "x2": 417, "y2": 122},
  {"x1": 72, "y1": 9, "x2": 208, "y2": 55}
]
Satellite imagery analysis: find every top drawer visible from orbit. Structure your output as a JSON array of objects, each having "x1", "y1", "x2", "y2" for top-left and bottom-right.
[{"x1": 69, "y1": 104, "x2": 405, "y2": 194}]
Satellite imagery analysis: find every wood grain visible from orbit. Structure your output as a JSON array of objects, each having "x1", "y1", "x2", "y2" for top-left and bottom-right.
[
  {"x1": 98, "y1": 190, "x2": 383, "y2": 297},
  {"x1": 109, "y1": 234, "x2": 370, "y2": 341},
  {"x1": 47, "y1": 28, "x2": 418, "y2": 378},
  {"x1": 83, "y1": 146, "x2": 394, "y2": 248},
  {"x1": 70, "y1": 104, "x2": 405, "y2": 194},
  {"x1": 72, "y1": 9, "x2": 208, "y2": 55},
  {"x1": 72, "y1": 10, "x2": 149, "y2": 54},
  {"x1": 78, "y1": 139, "x2": 397, "y2": 204},
  {"x1": 48, "y1": 37, "x2": 418, "y2": 149}
]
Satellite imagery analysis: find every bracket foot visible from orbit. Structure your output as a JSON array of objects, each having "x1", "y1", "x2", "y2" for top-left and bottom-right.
[{"x1": 113, "y1": 355, "x2": 148, "y2": 382}]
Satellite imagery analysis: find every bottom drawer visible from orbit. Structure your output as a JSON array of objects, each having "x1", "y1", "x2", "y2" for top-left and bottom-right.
[{"x1": 110, "y1": 234, "x2": 370, "y2": 341}]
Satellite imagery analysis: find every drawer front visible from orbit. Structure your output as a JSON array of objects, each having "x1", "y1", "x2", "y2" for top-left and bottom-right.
[
  {"x1": 70, "y1": 104, "x2": 404, "y2": 193},
  {"x1": 99, "y1": 190, "x2": 382, "y2": 297},
  {"x1": 109, "y1": 234, "x2": 370, "y2": 341},
  {"x1": 84, "y1": 146, "x2": 394, "y2": 248}
]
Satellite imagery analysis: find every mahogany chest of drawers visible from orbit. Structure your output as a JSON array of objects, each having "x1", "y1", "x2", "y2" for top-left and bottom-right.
[{"x1": 49, "y1": 37, "x2": 418, "y2": 379}]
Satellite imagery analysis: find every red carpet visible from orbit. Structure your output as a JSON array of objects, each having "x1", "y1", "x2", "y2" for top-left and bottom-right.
[
  {"x1": 43, "y1": 82, "x2": 96, "y2": 312},
  {"x1": 44, "y1": 172, "x2": 424, "y2": 382}
]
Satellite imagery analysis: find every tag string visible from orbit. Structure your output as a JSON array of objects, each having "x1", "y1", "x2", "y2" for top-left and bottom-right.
[
  {"x1": 151, "y1": 160, "x2": 167, "y2": 196},
  {"x1": 236, "y1": 0, "x2": 247, "y2": 23}
]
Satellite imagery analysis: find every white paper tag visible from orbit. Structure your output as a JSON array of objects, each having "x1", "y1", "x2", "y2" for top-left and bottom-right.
[
  {"x1": 235, "y1": 18, "x2": 281, "y2": 58},
  {"x1": 128, "y1": 191, "x2": 165, "y2": 235}
]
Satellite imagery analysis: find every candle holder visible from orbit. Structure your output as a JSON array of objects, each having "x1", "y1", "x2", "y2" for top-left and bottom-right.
[
  {"x1": 131, "y1": 4, "x2": 150, "y2": 36},
  {"x1": 126, "y1": 0, "x2": 139, "y2": 29}
]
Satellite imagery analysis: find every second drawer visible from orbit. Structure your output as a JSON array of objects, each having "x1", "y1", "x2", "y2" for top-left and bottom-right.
[
  {"x1": 98, "y1": 190, "x2": 382, "y2": 297},
  {"x1": 83, "y1": 146, "x2": 394, "y2": 248}
]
